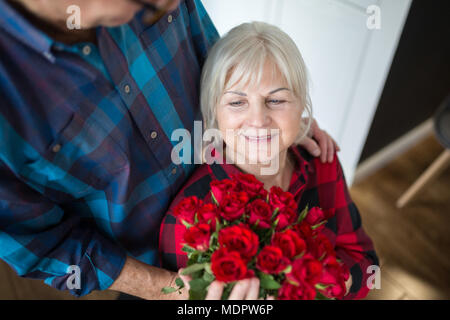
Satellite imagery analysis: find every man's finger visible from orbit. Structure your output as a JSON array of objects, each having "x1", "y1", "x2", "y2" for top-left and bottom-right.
[
  {"x1": 228, "y1": 279, "x2": 250, "y2": 300},
  {"x1": 245, "y1": 278, "x2": 260, "y2": 300},
  {"x1": 319, "y1": 133, "x2": 328, "y2": 163},
  {"x1": 327, "y1": 136, "x2": 334, "y2": 163},
  {"x1": 298, "y1": 137, "x2": 321, "y2": 157},
  {"x1": 205, "y1": 281, "x2": 225, "y2": 300}
]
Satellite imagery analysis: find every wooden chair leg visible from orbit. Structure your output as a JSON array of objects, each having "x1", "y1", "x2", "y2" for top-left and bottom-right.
[{"x1": 396, "y1": 149, "x2": 450, "y2": 208}]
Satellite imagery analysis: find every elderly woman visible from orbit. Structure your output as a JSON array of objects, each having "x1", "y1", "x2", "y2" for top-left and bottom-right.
[{"x1": 159, "y1": 22, "x2": 378, "y2": 300}]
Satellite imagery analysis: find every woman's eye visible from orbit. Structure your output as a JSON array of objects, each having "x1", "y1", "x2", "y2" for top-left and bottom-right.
[
  {"x1": 229, "y1": 101, "x2": 245, "y2": 107},
  {"x1": 267, "y1": 99, "x2": 286, "y2": 106}
]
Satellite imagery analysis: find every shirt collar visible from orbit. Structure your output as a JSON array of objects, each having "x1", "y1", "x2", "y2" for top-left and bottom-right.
[{"x1": 0, "y1": 0, "x2": 55, "y2": 62}]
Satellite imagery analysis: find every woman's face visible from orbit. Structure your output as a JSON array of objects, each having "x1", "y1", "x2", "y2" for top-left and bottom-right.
[{"x1": 216, "y1": 61, "x2": 304, "y2": 165}]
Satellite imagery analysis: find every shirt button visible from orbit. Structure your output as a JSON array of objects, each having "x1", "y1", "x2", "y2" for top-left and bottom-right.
[
  {"x1": 171, "y1": 167, "x2": 177, "y2": 175},
  {"x1": 168, "y1": 15, "x2": 173, "y2": 23},
  {"x1": 150, "y1": 131, "x2": 158, "y2": 139},
  {"x1": 82, "y1": 45, "x2": 91, "y2": 55},
  {"x1": 52, "y1": 144, "x2": 61, "y2": 153},
  {"x1": 124, "y1": 84, "x2": 131, "y2": 94}
]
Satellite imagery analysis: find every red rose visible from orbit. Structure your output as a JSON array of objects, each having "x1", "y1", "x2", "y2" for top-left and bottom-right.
[
  {"x1": 233, "y1": 173, "x2": 265, "y2": 199},
  {"x1": 269, "y1": 186, "x2": 298, "y2": 211},
  {"x1": 278, "y1": 281, "x2": 316, "y2": 300},
  {"x1": 309, "y1": 233, "x2": 335, "y2": 260},
  {"x1": 211, "y1": 248, "x2": 253, "y2": 283},
  {"x1": 292, "y1": 221, "x2": 315, "y2": 239},
  {"x1": 275, "y1": 206, "x2": 297, "y2": 231},
  {"x1": 247, "y1": 199, "x2": 273, "y2": 229},
  {"x1": 256, "y1": 245, "x2": 290, "y2": 275},
  {"x1": 305, "y1": 207, "x2": 326, "y2": 227},
  {"x1": 218, "y1": 224, "x2": 259, "y2": 261},
  {"x1": 271, "y1": 229, "x2": 306, "y2": 260},
  {"x1": 287, "y1": 254, "x2": 323, "y2": 286},
  {"x1": 173, "y1": 196, "x2": 203, "y2": 224},
  {"x1": 197, "y1": 203, "x2": 219, "y2": 230},
  {"x1": 183, "y1": 223, "x2": 211, "y2": 251},
  {"x1": 210, "y1": 179, "x2": 237, "y2": 205},
  {"x1": 219, "y1": 191, "x2": 249, "y2": 221},
  {"x1": 317, "y1": 256, "x2": 350, "y2": 299}
]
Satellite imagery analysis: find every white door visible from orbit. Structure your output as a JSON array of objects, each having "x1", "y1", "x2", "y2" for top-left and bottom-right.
[{"x1": 202, "y1": 0, "x2": 412, "y2": 184}]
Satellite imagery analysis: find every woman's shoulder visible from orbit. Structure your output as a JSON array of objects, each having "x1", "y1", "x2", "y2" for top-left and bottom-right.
[{"x1": 170, "y1": 162, "x2": 233, "y2": 208}]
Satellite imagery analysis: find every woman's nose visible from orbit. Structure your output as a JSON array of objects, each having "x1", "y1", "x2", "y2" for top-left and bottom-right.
[{"x1": 246, "y1": 102, "x2": 271, "y2": 127}]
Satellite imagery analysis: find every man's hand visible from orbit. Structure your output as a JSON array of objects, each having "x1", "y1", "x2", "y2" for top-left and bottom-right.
[
  {"x1": 178, "y1": 269, "x2": 274, "y2": 300},
  {"x1": 299, "y1": 118, "x2": 340, "y2": 163}
]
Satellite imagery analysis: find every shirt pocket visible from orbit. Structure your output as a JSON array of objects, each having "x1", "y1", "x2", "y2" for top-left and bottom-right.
[{"x1": 21, "y1": 112, "x2": 129, "y2": 198}]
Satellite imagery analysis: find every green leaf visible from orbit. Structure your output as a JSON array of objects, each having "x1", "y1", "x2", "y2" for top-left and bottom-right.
[
  {"x1": 189, "y1": 289, "x2": 207, "y2": 300},
  {"x1": 221, "y1": 282, "x2": 236, "y2": 300},
  {"x1": 297, "y1": 205, "x2": 309, "y2": 224},
  {"x1": 273, "y1": 217, "x2": 279, "y2": 228},
  {"x1": 175, "y1": 277, "x2": 185, "y2": 289},
  {"x1": 204, "y1": 263, "x2": 213, "y2": 275},
  {"x1": 189, "y1": 278, "x2": 209, "y2": 292},
  {"x1": 281, "y1": 265, "x2": 292, "y2": 274},
  {"x1": 215, "y1": 217, "x2": 221, "y2": 232},
  {"x1": 315, "y1": 283, "x2": 330, "y2": 291},
  {"x1": 181, "y1": 219, "x2": 193, "y2": 228},
  {"x1": 181, "y1": 263, "x2": 206, "y2": 275},
  {"x1": 203, "y1": 271, "x2": 215, "y2": 283},
  {"x1": 161, "y1": 286, "x2": 177, "y2": 294},
  {"x1": 311, "y1": 220, "x2": 327, "y2": 230},
  {"x1": 211, "y1": 191, "x2": 219, "y2": 206},
  {"x1": 315, "y1": 291, "x2": 332, "y2": 300},
  {"x1": 293, "y1": 251, "x2": 305, "y2": 260},
  {"x1": 188, "y1": 251, "x2": 199, "y2": 263},
  {"x1": 271, "y1": 207, "x2": 280, "y2": 220},
  {"x1": 181, "y1": 245, "x2": 196, "y2": 254},
  {"x1": 259, "y1": 273, "x2": 281, "y2": 290}
]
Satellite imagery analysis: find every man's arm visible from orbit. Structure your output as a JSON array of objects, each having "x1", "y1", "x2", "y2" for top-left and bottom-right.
[
  {"x1": 0, "y1": 160, "x2": 126, "y2": 297},
  {"x1": 109, "y1": 256, "x2": 188, "y2": 299}
]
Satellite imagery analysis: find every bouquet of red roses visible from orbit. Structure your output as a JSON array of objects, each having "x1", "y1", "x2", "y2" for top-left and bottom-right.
[{"x1": 162, "y1": 172, "x2": 350, "y2": 300}]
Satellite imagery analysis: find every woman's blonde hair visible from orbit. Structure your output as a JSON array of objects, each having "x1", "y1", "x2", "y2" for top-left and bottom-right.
[{"x1": 200, "y1": 21, "x2": 312, "y2": 144}]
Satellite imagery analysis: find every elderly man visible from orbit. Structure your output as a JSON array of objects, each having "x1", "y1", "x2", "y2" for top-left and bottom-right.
[{"x1": 0, "y1": 0, "x2": 338, "y2": 300}]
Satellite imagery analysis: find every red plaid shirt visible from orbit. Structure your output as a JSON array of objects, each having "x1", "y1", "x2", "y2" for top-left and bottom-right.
[{"x1": 159, "y1": 145, "x2": 379, "y2": 299}]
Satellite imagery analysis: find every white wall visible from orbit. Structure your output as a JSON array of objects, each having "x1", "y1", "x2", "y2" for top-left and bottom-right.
[{"x1": 202, "y1": 0, "x2": 412, "y2": 184}]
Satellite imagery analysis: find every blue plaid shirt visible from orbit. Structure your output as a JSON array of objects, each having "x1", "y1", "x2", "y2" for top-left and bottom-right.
[{"x1": 0, "y1": 0, "x2": 219, "y2": 296}]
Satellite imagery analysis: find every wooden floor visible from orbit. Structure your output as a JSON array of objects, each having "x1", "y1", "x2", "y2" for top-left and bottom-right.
[
  {"x1": 0, "y1": 134, "x2": 448, "y2": 300},
  {"x1": 353, "y1": 134, "x2": 450, "y2": 300}
]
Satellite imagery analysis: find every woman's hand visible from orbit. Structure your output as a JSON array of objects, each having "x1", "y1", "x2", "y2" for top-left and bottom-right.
[
  {"x1": 299, "y1": 118, "x2": 340, "y2": 163},
  {"x1": 178, "y1": 269, "x2": 274, "y2": 300},
  {"x1": 345, "y1": 274, "x2": 353, "y2": 296}
]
